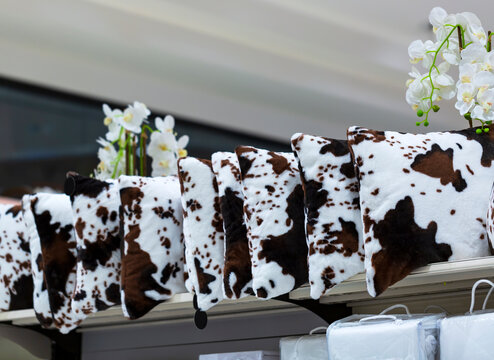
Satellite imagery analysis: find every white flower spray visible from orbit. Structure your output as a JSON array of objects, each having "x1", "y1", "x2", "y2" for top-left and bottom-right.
[
  {"x1": 406, "y1": 7, "x2": 493, "y2": 133},
  {"x1": 93, "y1": 103, "x2": 189, "y2": 180}
]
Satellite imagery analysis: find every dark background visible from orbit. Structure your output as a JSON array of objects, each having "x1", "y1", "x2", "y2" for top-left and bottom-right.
[{"x1": 0, "y1": 77, "x2": 289, "y2": 197}]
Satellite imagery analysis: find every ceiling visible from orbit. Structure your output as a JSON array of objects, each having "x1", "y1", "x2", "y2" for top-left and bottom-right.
[{"x1": 1, "y1": 0, "x2": 493, "y2": 142}]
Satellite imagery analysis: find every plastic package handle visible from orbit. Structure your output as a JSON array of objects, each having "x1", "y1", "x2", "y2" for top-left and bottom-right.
[
  {"x1": 291, "y1": 326, "x2": 328, "y2": 360},
  {"x1": 359, "y1": 314, "x2": 397, "y2": 323},
  {"x1": 469, "y1": 279, "x2": 494, "y2": 314},
  {"x1": 379, "y1": 304, "x2": 412, "y2": 316}
]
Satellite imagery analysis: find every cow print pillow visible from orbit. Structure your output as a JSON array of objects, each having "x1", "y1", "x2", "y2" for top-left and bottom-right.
[
  {"x1": 31, "y1": 193, "x2": 80, "y2": 333},
  {"x1": 291, "y1": 133, "x2": 364, "y2": 299},
  {"x1": 67, "y1": 174, "x2": 121, "y2": 319},
  {"x1": 119, "y1": 175, "x2": 186, "y2": 320},
  {"x1": 486, "y1": 182, "x2": 494, "y2": 253},
  {"x1": 235, "y1": 146, "x2": 308, "y2": 299},
  {"x1": 211, "y1": 152, "x2": 253, "y2": 300},
  {"x1": 22, "y1": 195, "x2": 53, "y2": 328},
  {"x1": 0, "y1": 204, "x2": 33, "y2": 311},
  {"x1": 348, "y1": 126, "x2": 494, "y2": 297},
  {"x1": 178, "y1": 157, "x2": 225, "y2": 311}
]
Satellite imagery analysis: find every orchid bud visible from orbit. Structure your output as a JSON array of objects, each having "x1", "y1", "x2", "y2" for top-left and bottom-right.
[{"x1": 417, "y1": 109, "x2": 424, "y2": 117}]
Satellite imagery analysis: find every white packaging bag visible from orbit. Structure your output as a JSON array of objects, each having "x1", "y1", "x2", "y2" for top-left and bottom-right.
[
  {"x1": 199, "y1": 351, "x2": 279, "y2": 360},
  {"x1": 280, "y1": 327, "x2": 328, "y2": 360},
  {"x1": 439, "y1": 279, "x2": 494, "y2": 360},
  {"x1": 327, "y1": 305, "x2": 441, "y2": 360}
]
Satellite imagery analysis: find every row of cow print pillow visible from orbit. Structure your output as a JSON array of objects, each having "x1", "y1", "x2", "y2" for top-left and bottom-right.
[{"x1": 0, "y1": 125, "x2": 492, "y2": 332}]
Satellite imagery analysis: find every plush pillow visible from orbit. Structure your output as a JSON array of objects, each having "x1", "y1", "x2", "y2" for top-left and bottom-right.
[
  {"x1": 30, "y1": 193, "x2": 80, "y2": 333},
  {"x1": 211, "y1": 152, "x2": 253, "y2": 299},
  {"x1": 235, "y1": 146, "x2": 308, "y2": 299},
  {"x1": 118, "y1": 175, "x2": 186, "y2": 319},
  {"x1": 22, "y1": 195, "x2": 53, "y2": 328},
  {"x1": 486, "y1": 183, "x2": 494, "y2": 253},
  {"x1": 291, "y1": 133, "x2": 364, "y2": 299},
  {"x1": 0, "y1": 204, "x2": 33, "y2": 311},
  {"x1": 67, "y1": 174, "x2": 121, "y2": 318},
  {"x1": 347, "y1": 126, "x2": 494, "y2": 297},
  {"x1": 178, "y1": 157, "x2": 225, "y2": 311}
]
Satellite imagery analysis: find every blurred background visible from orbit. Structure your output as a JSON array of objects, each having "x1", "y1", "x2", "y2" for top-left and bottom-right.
[{"x1": 0, "y1": 0, "x2": 492, "y2": 195}]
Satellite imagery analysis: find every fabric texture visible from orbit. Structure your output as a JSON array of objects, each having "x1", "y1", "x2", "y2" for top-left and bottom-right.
[
  {"x1": 235, "y1": 146, "x2": 308, "y2": 299},
  {"x1": 118, "y1": 175, "x2": 186, "y2": 319},
  {"x1": 69, "y1": 175, "x2": 121, "y2": 318},
  {"x1": 0, "y1": 204, "x2": 33, "y2": 311},
  {"x1": 486, "y1": 182, "x2": 494, "y2": 253},
  {"x1": 291, "y1": 133, "x2": 364, "y2": 299},
  {"x1": 31, "y1": 193, "x2": 80, "y2": 333},
  {"x1": 178, "y1": 157, "x2": 225, "y2": 311},
  {"x1": 22, "y1": 195, "x2": 53, "y2": 328},
  {"x1": 348, "y1": 126, "x2": 494, "y2": 297},
  {"x1": 211, "y1": 152, "x2": 253, "y2": 300}
]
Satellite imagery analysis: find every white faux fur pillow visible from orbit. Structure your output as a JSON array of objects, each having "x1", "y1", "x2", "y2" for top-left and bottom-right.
[
  {"x1": 291, "y1": 133, "x2": 364, "y2": 299},
  {"x1": 211, "y1": 152, "x2": 253, "y2": 300},
  {"x1": 178, "y1": 157, "x2": 225, "y2": 311},
  {"x1": 0, "y1": 204, "x2": 33, "y2": 311},
  {"x1": 22, "y1": 195, "x2": 53, "y2": 328},
  {"x1": 235, "y1": 146, "x2": 308, "y2": 299},
  {"x1": 348, "y1": 126, "x2": 494, "y2": 297},
  {"x1": 67, "y1": 174, "x2": 121, "y2": 319},
  {"x1": 30, "y1": 193, "x2": 80, "y2": 333},
  {"x1": 118, "y1": 175, "x2": 186, "y2": 320}
]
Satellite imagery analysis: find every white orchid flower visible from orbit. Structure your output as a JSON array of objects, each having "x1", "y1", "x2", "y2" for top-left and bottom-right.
[
  {"x1": 457, "y1": 12, "x2": 487, "y2": 45},
  {"x1": 120, "y1": 101, "x2": 150, "y2": 133},
  {"x1": 471, "y1": 88, "x2": 494, "y2": 121},
  {"x1": 102, "y1": 104, "x2": 122, "y2": 126},
  {"x1": 458, "y1": 63, "x2": 479, "y2": 85},
  {"x1": 455, "y1": 83, "x2": 477, "y2": 115},
  {"x1": 441, "y1": 38, "x2": 460, "y2": 65},
  {"x1": 429, "y1": 7, "x2": 457, "y2": 42},
  {"x1": 155, "y1": 115, "x2": 175, "y2": 133},
  {"x1": 147, "y1": 131, "x2": 178, "y2": 159},
  {"x1": 479, "y1": 51, "x2": 494, "y2": 72},
  {"x1": 94, "y1": 138, "x2": 124, "y2": 180},
  {"x1": 460, "y1": 43, "x2": 487, "y2": 65},
  {"x1": 177, "y1": 135, "x2": 189, "y2": 158},
  {"x1": 150, "y1": 151, "x2": 177, "y2": 177},
  {"x1": 406, "y1": 75, "x2": 432, "y2": 111}
]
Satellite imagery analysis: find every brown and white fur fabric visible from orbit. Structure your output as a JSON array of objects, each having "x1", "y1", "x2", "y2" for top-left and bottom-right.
[
  {"x1": 178, "y1": 157, "x2": 225, "y2": 311},
  {"x1": 22, "y1": 195, "x2": 53, "y2": 328},
  {"x1": 486, "y1": 182, "x2": 494, "y2": 253},
  {"x1": 31, "y1": 193, "x2": 80, "y2": 333},
  {"x1": 0, "y1": 204, "x2": 33, "y2": 311},
  {"x1": 235, "y1": 147, "x2": 308, "y2": 299},
  {"x1": 118, "y1": 175, "x2": 186, "y2": 320},
  {"x1": 348, "y1": 126, "x2": 494, "y2": 297},
  {"x1": 291, "y1": 133, "x2": 364, "y2": 299},
  {"x1": 69, "y1": 175, "x2": 121, "y2": 319},
  {"x1": 211, "y1": 152, "x2": 253, "y2": 300}
]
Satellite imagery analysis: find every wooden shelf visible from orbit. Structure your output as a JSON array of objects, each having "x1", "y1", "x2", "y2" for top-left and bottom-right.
[{"x1": 1, "y1": 257, "x2": 493, "y2": 331}]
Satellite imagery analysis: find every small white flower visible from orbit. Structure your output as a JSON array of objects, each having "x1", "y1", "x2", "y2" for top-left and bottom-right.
[
  {"x1": 455, "y1": 83, "x2": 477, "y2": 115},
  {"x1": 155, "y1": 115, "x2": 175, "y2": 133},
  {"x1": 471, "y1": 88, "x2": 494, "y2": 121},
  {"x1": 120, "y1": 101, "x2": 150, "y2": 133},
  {"x1": 94, "y1": 138, "x2": 124, "y2": 180},
  {"x1": 460, "y1": 43, "x2": 487, "y2": 65},
  {"x1": 102, "y1": 104, "x2": 122, "y2": 126},
  {"x1": 406, "y1": 75, "x2": 432, "y2": 111},
  {"x1": 458, "y1": 63, "x2": 479, "y2": 84},
  {"x1": 151, "y1": 151, "x2": 177, "y2": 177},
  {"x1": 147, "y1": 131, "x2": 178, "y2": 159},
  {"x1": 457, "y1": 12, "x2": 487, "y2": 45},
  {"x1": 429, "y1": 7, "x2": 457, "y2": 42}
]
